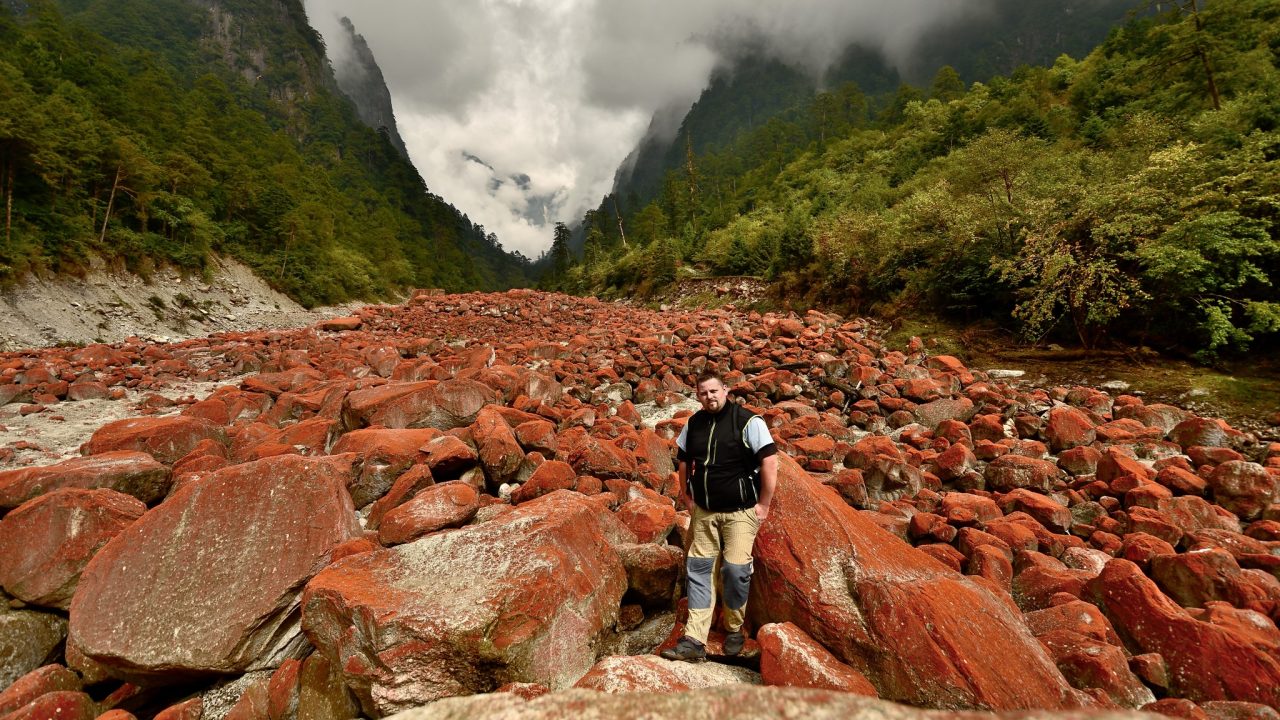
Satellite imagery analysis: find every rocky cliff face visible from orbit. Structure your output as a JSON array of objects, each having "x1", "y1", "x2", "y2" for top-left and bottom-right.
[
  {"x1": 197, "y1": 0, "x2": 337, "y2": 105},
  {"x1": 0, "y1": 291, "x2": 1278, "y2": 718},
  {"x1": 331, "y1": 16, "x2": 411, "y2": 160}
]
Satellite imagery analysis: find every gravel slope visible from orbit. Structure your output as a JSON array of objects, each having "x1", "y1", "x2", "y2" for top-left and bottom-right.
[{"x1": 0, "y1": 256, "x2": 365, "y2": 352}]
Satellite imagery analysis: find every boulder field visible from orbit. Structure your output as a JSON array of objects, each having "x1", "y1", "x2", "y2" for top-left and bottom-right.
[{"x1": 0, "y1": 288, "x2": 1277, "y2": 720}]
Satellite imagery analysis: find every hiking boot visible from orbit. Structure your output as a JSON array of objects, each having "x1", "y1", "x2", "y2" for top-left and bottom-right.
[
  {"x1": 724, "y1": 630, "x2": 745, "y2": 656},
  {"x1": 660, "y1": 636, "x2": 706, "y2": 662}
]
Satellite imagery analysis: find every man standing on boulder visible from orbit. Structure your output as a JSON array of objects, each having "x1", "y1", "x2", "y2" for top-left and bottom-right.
[{"x1": 662, "y1": 369, "x2": 778, "y2": 662}]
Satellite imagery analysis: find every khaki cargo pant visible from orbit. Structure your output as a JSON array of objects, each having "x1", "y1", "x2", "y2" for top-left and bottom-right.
[{"x1": 683, "y1": 505, "x2": 760, "y2": 644}]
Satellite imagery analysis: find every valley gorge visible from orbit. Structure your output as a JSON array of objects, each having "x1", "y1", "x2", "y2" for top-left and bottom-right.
[{"x1": 2, "y1": 0, "x2": 1279, "y2": 718}]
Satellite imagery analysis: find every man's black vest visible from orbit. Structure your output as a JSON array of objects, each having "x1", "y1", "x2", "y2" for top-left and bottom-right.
[{"x1": 683, "y1": 403, "x2": 761, "y2": 512}]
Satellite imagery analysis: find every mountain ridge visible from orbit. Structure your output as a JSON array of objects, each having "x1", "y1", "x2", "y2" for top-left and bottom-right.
[
  {"x1": 0, "y1": 0, "x2": 529, "y2": 307},
  {"x1": 551, "y1": 0, "x2": 1279, "y2": 360},
  {"x1": 331, "y1": 15, "x2": 411, "y2": 162}
]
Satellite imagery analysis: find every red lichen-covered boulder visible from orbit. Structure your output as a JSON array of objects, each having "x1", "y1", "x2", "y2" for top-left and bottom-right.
[
  {"x1": 366, "y1": 465, "x2": 436, "y2": 530},
  {"x1": 1096, "y1": 448, "x2": 1155, "y2": 484},
  {"x1": 1155, "y1": 496, "x2": 1241, "y2": 535},
  {"x1": 68, "y1": 455, "x2": 362, "y2": 681},
  {"x1": 379, "y1": 685, "x2": 1126, "y2": 720},
  {"x1": 329, "y1": 427, "x2": 439, "y2": 507},
  {"x1": 1086, "y1": 559, "x2": 1280, "y2": 706},
  {"x1": 634, "y1": 429, "x2": 674, "y2": 479},
  {"x1": 614, "y1": 495, "x2": 676, "y2": 544},
  {"x1": 302, "y1": 490, "x2": 628, "y2": 716},
  {"x1": 567, "y1": 435, "x2": 637, "y2": 480},
  {"x1": 0, "y1": 665, "x2": 82, "y2": 716},
  {"x1": 1059, "y1": 447, "x2": 1103, "y2": 477},
  {"x1": 510, "y1": 460, "x2": 578, "y2": 504},
  {"x1": 472, "y1": 406, "x2": 524, "y2": 485},
  {"x1": 757, "y1": 622, "x2": 878, "y2": 695},
  {"x1": 342, "y1": 379, "x2": 498, "y2": 430},
  {"x1": 152, "y1": 698, "x2": 202, "y2": 720},
  {"x1": 94, "y1": 711, "x2": 138, "y2": 720},
  {"x1": 80, "y1": 416, "x2": 226, "y2": 465},
  {"x1": 572, "y1": 654, "x2": 757, "y2": 693},
  {"x1": 913, "y1": 397, "x2": 976, "y2": 431},
  {"x1": 0, "y1": 451, "x2": 169, "y2": 509},
  {"x1": 316, "y1": 316, "x2": 361, "y2": 332},
  {"x1": 748, "y1": 455, "x2": 1083, "y2": 710},
  {"x1": 984, "y1": 455, "x2": 1063, "y2": 493},
  {"x1": 1024, "y1": 602, "x2": 1153, "y2": 708},
  {"x1": 1033, "y1": 628, "x2": 1154, "y2": 709},
  {"x1": 1170, "y1": 418, "x2": 1230, "y2": 449},
  {"x1": 931, "y1": 443, "x2": 977, "y2": 482},
  {"x1": 71, "y1": 344, "x2": 130, "y2": 367},
  {"x1": 1157, "y1": 465, "x2": 1209, "y2": 495},
  {"x1": 1113, "y1": 403, "x2": 1188, "y2": 436},
  {"x1": 844, "y1": 436, "x2": 923, "y2": 503},
  {"x1": 265, "y1": 658, "x2": 302, "y2": 720},
  {"x1": 419, "y1": 434, "x2": 479, "y2": 478},
  {"x1": 377, "y1": 481, "x2": 480, "y2": 545},
  {"x1": 1148, "y1": 549, "x2": 1277, "y2": 611},
  {"x1": 1043, "y1": 406, "x2": 1098, "y2": 453},
  {"x1": 1208, "y1": 461, "x2": 1278, "y2": 521},
  {"x1": 224, "y1": 677, "x2": 270, "y2": 720},
  {"x1": 1119, "y1": 533, "x2": 1177, "y2": 570},
  {"x1": 615, "y1": 543, "x2": 681, "y2": 607},
  {"x1": 0, "y1": 488, "x2": 145, "y2": 609},
  {"x1": 998, "y1": 489, "x2": 1073, "y2": 534},
  {"x1": 0, "y1": 691, "x2": 97, "y2": 720}
]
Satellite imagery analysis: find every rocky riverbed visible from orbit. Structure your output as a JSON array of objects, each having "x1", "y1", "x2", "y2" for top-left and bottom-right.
[{"x1": 0, "y1": 289, "x2": 1277, "y2": 720}]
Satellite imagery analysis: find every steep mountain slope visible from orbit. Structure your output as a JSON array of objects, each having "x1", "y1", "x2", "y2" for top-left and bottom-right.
[
  {"x1": 602, "y1": 0, "x2": 1133, "y2": 248},
  {"x1": 553, "y1": 0, "x2": 1280, "y2": 359},
  {"x1": 331, "y1": 15, "x2": 411, "y2": 161},
  {"x1": 0, "y1": 0, "x2": 529, "y2": 307}
]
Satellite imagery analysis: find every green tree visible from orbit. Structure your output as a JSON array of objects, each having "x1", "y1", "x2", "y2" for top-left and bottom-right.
[
  {"x1": 930, "y1": 65, "x2": 966, "y2": 102},
  {"x1": 547, "y1": 221, "x2": 572, "y2": 282},
  {"x1": 999, "y1": 219, "x2": 1145, "y2": 349},
  {"x1": 633, "y1": 202, "x2": 668, "y2": 246}
]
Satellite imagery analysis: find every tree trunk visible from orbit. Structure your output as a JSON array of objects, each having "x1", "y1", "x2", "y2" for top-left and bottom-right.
[
  {"x1": 1196, "y1": 49, "x2": 1221, "y2": 111},
  {"x1": 99, "y1": 165, "x2": 122, "y2": 244},
  {"x1": 1187, "y1": 0, "x2": 1221, "y2": 111},
  {"x1": 278, "y1": 227, "x2": 294, "y2": 279},
  {"x1": 612, "y1": 196, "x2": 627, "y2": 248}
]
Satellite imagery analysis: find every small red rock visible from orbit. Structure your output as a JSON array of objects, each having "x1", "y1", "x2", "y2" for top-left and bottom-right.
[
  {"x1": 757, "y1": 621, "x2": 878, "y2": 695},
  {"x1": 378, "y1": 481, "x2": 481, "y2": 545}
]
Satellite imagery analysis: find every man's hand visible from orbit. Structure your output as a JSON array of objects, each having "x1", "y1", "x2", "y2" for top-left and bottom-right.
[{"x1": 753, "y1": 502, "x2": 770, "y2": 522}]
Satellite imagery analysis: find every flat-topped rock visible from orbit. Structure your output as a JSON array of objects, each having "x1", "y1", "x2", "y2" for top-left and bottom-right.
[{"x1": 68, "y1": 454, "x2": 361, "y2": 682}]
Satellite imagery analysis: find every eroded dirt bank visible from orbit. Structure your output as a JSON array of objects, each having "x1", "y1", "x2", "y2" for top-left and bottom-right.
[{"x1": 0, "y1": 257, "x2": 363, "y2": 352}]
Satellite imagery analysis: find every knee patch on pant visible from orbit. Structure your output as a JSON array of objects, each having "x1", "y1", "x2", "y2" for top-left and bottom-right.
[
  {"x1": 721, "y1": 559, "x2": 753, "y2": 610},
  {"x1": 686, "y1": 557, "x2": 715, "y2": 609}
]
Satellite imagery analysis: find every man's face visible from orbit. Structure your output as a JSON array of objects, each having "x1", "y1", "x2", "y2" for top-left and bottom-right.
[{"x1": 696, "y1": 378, "x2": 729, "y2": 413}]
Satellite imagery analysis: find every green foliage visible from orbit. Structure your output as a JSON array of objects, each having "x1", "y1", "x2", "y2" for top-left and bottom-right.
[
  {"x1": 562, "y1": 0, "x2": 1280, "y2": 358},
  {"x1": 0, "y1": 1, "x2": 529, "y2": 301}
]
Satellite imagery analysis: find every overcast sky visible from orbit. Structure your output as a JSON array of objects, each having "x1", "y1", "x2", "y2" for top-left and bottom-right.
[{"x1": 302, "y1": 1, "x2": 987, "y2": 258}]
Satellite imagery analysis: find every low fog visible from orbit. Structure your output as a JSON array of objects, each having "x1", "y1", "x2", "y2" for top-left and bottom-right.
[{"x1": 304, "y1": 0, "x2": 992, "y2": 258}]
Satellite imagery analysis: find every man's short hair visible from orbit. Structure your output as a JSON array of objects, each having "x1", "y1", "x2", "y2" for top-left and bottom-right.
[{"x1": 695, "y1": 369, "x2": 725, "y2": 387}]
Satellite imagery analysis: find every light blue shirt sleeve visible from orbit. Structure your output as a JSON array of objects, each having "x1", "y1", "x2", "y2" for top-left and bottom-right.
[
  {"x1": 676, "y1": 422, "x2": 689, "y2": 453},
  {"x1": 743, "y1": 416, "x2": 775, "y2": 454}
]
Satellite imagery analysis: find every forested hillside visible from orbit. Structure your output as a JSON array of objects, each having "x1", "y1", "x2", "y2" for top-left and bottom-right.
[
  {"x1": 0, "y1": 0, "x2": 530, "y2": 307},
  {"x1": 552, "y1": 0, "x2": 1280, "y2": 360},
  {"x1": 601, "y1": 0, "x2": 1132, "y2": 250}
]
